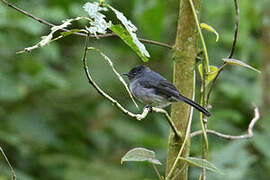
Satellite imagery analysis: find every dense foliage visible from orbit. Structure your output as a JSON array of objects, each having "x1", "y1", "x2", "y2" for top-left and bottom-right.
[{"x1": 0, "y1": 0, "x2": 268, "y2": 179}]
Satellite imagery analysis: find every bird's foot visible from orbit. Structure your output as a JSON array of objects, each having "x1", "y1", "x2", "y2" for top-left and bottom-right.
[{"x1": 144, "y1": 105, "x2": 153, "y2": 112}]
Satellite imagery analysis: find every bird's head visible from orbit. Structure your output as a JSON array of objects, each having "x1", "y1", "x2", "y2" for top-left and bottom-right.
[{"x1": 123, "y1": 65, "x2": 149, "y2": 81}]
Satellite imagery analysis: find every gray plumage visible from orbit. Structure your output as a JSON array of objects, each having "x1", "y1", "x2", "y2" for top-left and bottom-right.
[{"x1": 123, "y1": 65, "x2": 211, "y2": 117}]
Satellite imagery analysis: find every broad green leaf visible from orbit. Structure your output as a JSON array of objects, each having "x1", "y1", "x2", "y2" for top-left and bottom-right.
[
  {"x1": 121, "y1": 147, "x2": 161, "y2": 165},
  {"x1": 198, "y1": 64, "x2": 219, "y2": 85},
  {"x1": 110, "y1": 24, "x2": 149, "y2": 62},
  {"x1": 178, "y1": 157, "x2": 223, "y2": 174},
  {"x1": 201, "y1": 23, "x2": 219, "y2": 42},
  {"x1": 222, "y1": 58, "x2": 261, "y2": 73},
  {"x1": 107, "y1": 5, "x2": 150, "y2": 61}
]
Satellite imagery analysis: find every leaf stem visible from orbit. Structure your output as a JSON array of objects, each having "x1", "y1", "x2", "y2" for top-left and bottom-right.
[{"x1": 188, "y1": 0, "x2": 210, "y2": 179}]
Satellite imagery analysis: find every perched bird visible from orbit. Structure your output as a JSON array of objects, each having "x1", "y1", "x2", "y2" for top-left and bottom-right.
[{"x1": 123, "y1": 65, "x2": 211, "y2": 117}]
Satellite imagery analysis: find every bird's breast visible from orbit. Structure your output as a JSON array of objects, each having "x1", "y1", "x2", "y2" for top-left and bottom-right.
[{"x1": 130, "y1": 80, "x2": 169, "y2": 107}]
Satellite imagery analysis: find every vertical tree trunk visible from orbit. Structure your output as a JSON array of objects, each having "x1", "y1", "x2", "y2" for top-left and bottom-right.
[{"x1": 166, "y1": 0, "x2": 200, "y2": 179}]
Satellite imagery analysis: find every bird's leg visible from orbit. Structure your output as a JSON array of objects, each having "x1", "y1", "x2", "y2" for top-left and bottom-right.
[{"x1": 144, "y1": 104, "x2": 153, "y2": 112}]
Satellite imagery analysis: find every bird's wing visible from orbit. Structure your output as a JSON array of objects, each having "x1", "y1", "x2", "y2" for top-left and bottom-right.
[{"x1": 139, "y1": 79, "x2": 180, "y2": 100}]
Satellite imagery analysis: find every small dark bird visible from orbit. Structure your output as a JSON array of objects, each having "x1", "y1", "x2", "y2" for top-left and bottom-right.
[{"x1": 123, "y1": 65, "x2": 211, "y2": 117}]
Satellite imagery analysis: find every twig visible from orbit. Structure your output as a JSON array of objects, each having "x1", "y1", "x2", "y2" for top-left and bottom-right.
[
  {"x1": 206, "y1": 0, "x2": 239, "y2": 104},
  {"x1": 188, "y1": 0, "x2": 210, "y2": 179},
  {"x1": 0, "y1": 0, "x2": 173, "y2": 49},
  {"x1": 0, "y1": 147, "x2": 16, "y2": 180},
  {"x1": 206, "y1": 63, "x2": 227, "y2": 104},
  {"x1": 87, "y1": 47, "x2": 139, "y2": 109},
  {"x1": 137, "y1": 38, "x2": 172, "y2": 49},
  {"x1": 82, "y1": 34, "x2": 181, "y2": 138},
  {"x1": 171, "y1": 164, "x2": 187, "y2": 180},
  {"x1": 152, "y1": 163, "x2": 164, "y2": 180},
  {"x1": 228, "y1": 0, "x2": 240, "y2": 59},
  {"x1": 190, "y1": 106, "x2": 259, "y2": 139},
  {"x1": 152, "y1": 108, "x2": 182, "y2": 138},
  {"x1": 165, "y1": 99, "x2": 193, "y2": 180}
]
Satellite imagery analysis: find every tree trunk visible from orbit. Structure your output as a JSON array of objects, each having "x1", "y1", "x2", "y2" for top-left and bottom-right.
[{"x1": 166, "y1": 0, "x2": 200, "y2": 179}]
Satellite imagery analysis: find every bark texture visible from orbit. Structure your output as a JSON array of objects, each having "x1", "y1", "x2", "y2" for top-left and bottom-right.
[{"x1": 165, "y1": 0, "x2": 200, "y2": 179}]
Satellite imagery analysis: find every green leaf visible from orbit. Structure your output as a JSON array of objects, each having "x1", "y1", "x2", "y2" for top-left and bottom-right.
[
  {"x1": 178, "y1": 157, "x2": 223, "y2": 174},
  {"x1": 121, "y1": 147, "x2": 161, "y2": 165},
  {"x1": 110, "y1": 24, "x2": 149, "y2": 62},
  {"x1": 222, "y1": 58, "x2": 261, "y2": 73},
  {"x1": 201, "y1": 23, "x2": 219, "y2": 42},
  {"x1": 198, "y1": 64, "x2": 219, "y2": 85},
  {"x1": 107, "y1": 5, "x2": 150, "y2": 61}
]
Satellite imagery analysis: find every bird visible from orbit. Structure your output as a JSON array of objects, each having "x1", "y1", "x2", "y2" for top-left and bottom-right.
[{"x1": 123, "y1": 65, "x2": 211, "y2": 117}]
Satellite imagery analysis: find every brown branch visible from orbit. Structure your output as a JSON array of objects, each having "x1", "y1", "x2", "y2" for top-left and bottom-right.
[
  {"x1": 137, "y1": 38, "x2": 173, "y2": 49},
  {"x1": 228, "y1": 0, "x2": 240, "y2": 59},
  {"x1": 0, "y1": 147, "x2": 16, "y2": 180},
  {"x1": 0, "y1": 0, "x2": 172, "y2": 49},
  {"x1": 190, "y1": 106, "x2": 259, "y2": 139}
]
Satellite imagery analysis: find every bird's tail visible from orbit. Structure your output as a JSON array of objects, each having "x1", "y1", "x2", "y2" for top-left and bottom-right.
[{"x1": 177, "y1": 94, "x2": 211, "y2": 117}]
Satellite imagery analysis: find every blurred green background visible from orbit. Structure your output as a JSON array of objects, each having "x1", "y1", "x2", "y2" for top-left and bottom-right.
[{"x1": 0, "y1": 0, "x2": 269, "y2": 179}]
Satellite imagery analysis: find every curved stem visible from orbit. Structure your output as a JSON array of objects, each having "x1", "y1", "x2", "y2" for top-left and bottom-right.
[
  {"x1": 188, "y1": 0, "x2": 210, "y2": 72},
  {"x1": 191, "y1": 106, "x2": 259, "y2": 139},
  {"x1": 228, "y1": 0, "x2": 240, "y2": 58},
  {"x1": 188, "y1": 1, "x2": 210, "y2": 179},
  {"x1": 0, "y1": 147, "x2": 16, "y2": 180},
  {"x1": 206, "y1": 0, "x2": 240, "y2": 104}
]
